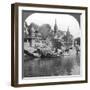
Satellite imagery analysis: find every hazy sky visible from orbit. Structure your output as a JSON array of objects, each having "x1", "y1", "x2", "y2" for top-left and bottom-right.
[{"x1": 25, "y1": 13, "x2": 81, "y2": 38}]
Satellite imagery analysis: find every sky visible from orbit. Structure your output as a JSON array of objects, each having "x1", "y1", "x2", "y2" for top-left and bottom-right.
[{"x1": 25, "y1": 13, "x2": 81, "y2": 38}]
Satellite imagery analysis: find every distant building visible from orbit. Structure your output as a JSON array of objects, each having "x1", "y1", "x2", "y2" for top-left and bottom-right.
[
  {"x1": 62, "y1": 27, "x2": 73, "y2": 48},
  {"x1": 53, "y1": 19, "x2": 65, "y2": 39},
  {"x1": 24, "y1": 20, "x2": 74, "y2": 50},
  {"x1": 54, "y1": 19, "x2": 58, "y2": 35},
  {"x1": 53, "y1": 20, "x2": 65, "y2": 49},
  {"x1": 53, "y1": 19, "x2": 74, "y2": 49}
]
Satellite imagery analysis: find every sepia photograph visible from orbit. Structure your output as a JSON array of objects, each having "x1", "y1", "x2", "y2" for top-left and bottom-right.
[{"x1": 11, "y1": 3, "x2": 87, "y2": 87}]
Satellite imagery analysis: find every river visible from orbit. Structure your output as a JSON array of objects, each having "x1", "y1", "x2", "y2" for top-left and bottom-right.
[{"x1": 23, "y1": 50, "x2": 80, "y2": 77}]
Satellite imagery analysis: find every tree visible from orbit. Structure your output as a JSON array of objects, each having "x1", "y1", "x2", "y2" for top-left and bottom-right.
[{"x1": 39, "y1": 24, "x2": 51, "y2": 40}]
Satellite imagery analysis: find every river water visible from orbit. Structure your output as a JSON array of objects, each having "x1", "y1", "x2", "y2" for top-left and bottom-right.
[{"x1": 24, "y1": 50, "x2": 80, "y2": 77}]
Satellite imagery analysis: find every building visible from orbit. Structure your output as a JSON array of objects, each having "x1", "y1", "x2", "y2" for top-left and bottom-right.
[
  {"x1": 54, "y1": 19, "x2": 58, "y2": 35},
  {"x1": 53, "y1": 19, "x2": 74, "y2": 49},
  {"x1": 62, "y1": 27, "x2": 74, "y2": 48}
]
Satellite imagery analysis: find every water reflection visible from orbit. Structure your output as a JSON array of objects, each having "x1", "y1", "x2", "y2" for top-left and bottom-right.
[{"x1": 24, "y1": 54, "x2": 80, "y2": 77}]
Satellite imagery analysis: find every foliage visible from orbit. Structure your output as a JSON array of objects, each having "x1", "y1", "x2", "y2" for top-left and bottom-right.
[{"x1": 39, "y1": 24, "x2": 51, "y2": 40}]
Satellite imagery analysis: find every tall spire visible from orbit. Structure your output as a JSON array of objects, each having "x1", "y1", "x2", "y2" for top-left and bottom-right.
[
  {"x1": 67, "y1": 27, "x2": 70, "y2": 35},
  {"x1": 54, "y1": 19, "x2": 58, "y2": 35},
  {"x1": 67, "y1": 27, "x2": 69, "y2": 31}
]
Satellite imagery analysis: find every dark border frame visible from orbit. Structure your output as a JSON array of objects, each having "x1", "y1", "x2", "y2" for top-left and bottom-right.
[{"x1": 11, "y1": 3, "x2": 88, "y2": 87}]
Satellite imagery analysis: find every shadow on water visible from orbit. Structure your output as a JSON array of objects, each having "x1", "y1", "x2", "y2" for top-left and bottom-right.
[{"x1": 24, "y1": 54, "x2": 80, "y2": 77}]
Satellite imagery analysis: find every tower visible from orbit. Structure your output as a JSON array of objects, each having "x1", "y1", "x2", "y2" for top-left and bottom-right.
[
  {"x1": 54, "y1": 19, "x2": 58, "y2": 35},
  {"x1": 66, "y1": 27, "x2": 70, "y2": 37}
]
